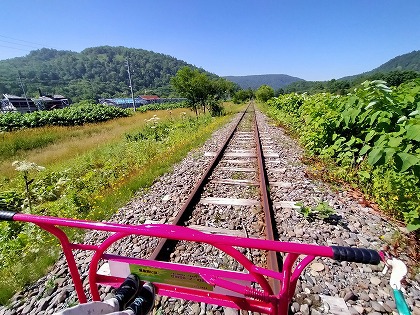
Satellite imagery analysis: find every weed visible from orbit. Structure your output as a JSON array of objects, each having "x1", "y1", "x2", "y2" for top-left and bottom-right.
[
  {"x1": 43, "y1": 276, "x2": 56, "y2": 297},
  {"x1": 246, "y1": 185, "x2": 259, "y2": 198},
  {"x1": 64, "y1": 298, "x2": 78, "y2": 309},
  {"x1": 231, "y1": 172, "x2": 247, "y2": 180},
  {"x1": 384, "y1": 229, "x2": 408, "y2": 252},
  {"x1": 12, "y1": 161, "x2": 45, "y2": 212},
  {"x1": 296, "y1": 202, "x2": 313, "y2": 219},
  {"x1": 296, "y1": 201, "x2": 336, "y2": 221},
  {"x1": 313, "y1": 201, "x2": 335, "y2": 219},
  {"x1": 214, "y1": 211, "x2": 221, "y2": 224}
]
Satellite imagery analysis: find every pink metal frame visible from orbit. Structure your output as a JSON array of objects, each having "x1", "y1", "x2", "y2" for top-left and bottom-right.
[{"x1": 14, "y1": 213, "x2": 336, "y2": 315}]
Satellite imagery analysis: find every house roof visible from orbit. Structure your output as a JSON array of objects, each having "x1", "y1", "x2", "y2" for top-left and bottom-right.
[
  {"x1": 3, "y1": 94, "x2": 26, "y2": 99},
  {"x1": 140, "y1": 95, "x2": 160, "y2": 100}
]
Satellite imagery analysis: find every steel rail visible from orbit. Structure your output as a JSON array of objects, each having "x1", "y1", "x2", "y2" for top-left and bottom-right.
[
  {"x1": 253, "y1": 104, "x2": 281, "y2": 294},
  {"x1": 149, "y1": 104, "x2": 249, "y2": 261}
]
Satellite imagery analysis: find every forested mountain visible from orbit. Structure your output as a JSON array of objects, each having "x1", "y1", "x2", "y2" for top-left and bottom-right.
[
  {"x1": 224, "y1": 74, "x2": 303, "y2": 90},
  {"x1": 0, "y1": 46, "x2": 197, "y2": 102},
  {"x1": 370, "y1": 50, "x2": 420, "y2": 72},
  {"x1": 283, "y1": 50, "x2": 420, "y2": 95},
  {"x1": 341, "y1": 50, "x2": 420, "y2": 81}
]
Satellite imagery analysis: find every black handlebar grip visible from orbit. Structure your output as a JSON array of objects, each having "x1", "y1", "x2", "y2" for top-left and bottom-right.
[
  {"x1": 331, "y1": 246, "x2": 381, "y2": 265},
  {"x1": 0, "y1": 210, "x2": 16, "y2": 221}
]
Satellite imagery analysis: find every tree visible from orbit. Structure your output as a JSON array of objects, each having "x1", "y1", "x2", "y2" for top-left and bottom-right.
[
  {"x1": 275, "y1": 88, "x2": 285, "y2": 96},
  {"x1": 171, "y1": 67, "x2": 201, "y2": 115},
  {"x1": 171, "y1": 67, "x2": 234, "y2": 115},
  {"x1": 210, "y1": 78, "x2": 235, "y2": 101},
  {"x1": 207, "y1": 78, "x2": 235, "y2": 115},
  {"x1": 233, "y1": 89, "x2": 254, "y2": 104},
  {"x1": 255, "y1": 85, "x2": 274, "y2": 102}
]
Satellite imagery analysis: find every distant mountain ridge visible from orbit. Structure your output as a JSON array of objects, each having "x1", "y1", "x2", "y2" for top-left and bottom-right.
[
  {"x1": 223, "y1": 74, "x2": 304, "y2": 90},
  {"x1": 226, "y1": 51, "x2": 420, "y2": 91},
  {"x1": 282, "y1": 50, "x2": 420, "y2": 94},
  {"x1": 340, "y1": 50, "x2": 420, "y2": 81},
  {"x1": 368, "y1": 50, "x2": 420, "y2": 73},
  {"x1": 1, "y1": 46, "x2": 418, "y2": 102}
]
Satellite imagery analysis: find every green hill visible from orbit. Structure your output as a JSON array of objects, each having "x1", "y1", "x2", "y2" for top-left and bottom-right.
[
  {"x1": 284, "y1": 50, "x2": 420, "y2": 94},
  {"x1": 340, "y1": 50, "x2": 420, "y2": 81},
  {"x1": 0, "y1": 46, "x2": 198, "y2": 102},
  {"x1": 368, "y1": 50, "x2": 420, "y2": 73},
  {"x1": 224, "y1": 74, "x2": 303, "y2": 90}
]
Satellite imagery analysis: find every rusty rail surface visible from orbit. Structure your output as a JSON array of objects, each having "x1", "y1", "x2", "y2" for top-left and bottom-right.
[{"x1": 254, "y1": 112, "x2": 281, "y2": 294}]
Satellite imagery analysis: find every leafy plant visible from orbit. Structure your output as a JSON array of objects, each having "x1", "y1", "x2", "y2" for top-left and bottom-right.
[
  {"x1": 0, "y1": 190, "x2": 23, "y2": 212},
  {"x1": 296, "y1": 202, "x2": 313, "y2": 218},
  {"x1": 312, "y1": 202, "x2": 335, "y2": 219},
  {"x1": 135, "y1": 101, "x2": 187, "y2": 113},
  {"x1": 263, "y1": 79, "x2": 420, "y2": 231},
  {"x1": 125, "y1": 115, "x2": 172, "y2": 142},
  {"x1": 296, "y1": 201, "x2": 335, "y2": 221},
  {"x1": 0, "y1": 103, "x2": 131, "y2": 131}
]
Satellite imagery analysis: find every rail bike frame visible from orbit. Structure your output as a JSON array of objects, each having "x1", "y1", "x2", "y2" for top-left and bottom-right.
[{"x1": 0, "y1": 210, "x2": 383, "y2": 315}]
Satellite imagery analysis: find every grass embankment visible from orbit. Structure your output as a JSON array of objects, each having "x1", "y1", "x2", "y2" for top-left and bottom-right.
[{"x1": 0, "y1": 103, "x2": 243, "y2": 305}]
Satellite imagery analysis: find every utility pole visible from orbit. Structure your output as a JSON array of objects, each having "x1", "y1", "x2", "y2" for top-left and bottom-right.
[
  {"x1": 17, "y1": 70, "x2": 32, "y2": 112},
  {"x1": 126, "y1": 58, "x2": 136, "y2": 111}
]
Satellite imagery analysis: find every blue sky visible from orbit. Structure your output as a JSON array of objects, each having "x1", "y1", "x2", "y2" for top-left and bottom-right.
[{"x1": 0, "y1": 0, "x2": 419, "y2": 81}]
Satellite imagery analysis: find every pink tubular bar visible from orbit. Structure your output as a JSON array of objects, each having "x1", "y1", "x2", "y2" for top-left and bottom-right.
[{"x1": 9, "y1": 212, "x2": 371, "y2": 314}]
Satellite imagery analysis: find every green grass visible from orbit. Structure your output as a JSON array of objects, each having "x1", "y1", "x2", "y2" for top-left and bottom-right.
[{"x1": 0, "y1": 104, "x2": 244, "y2": 305}]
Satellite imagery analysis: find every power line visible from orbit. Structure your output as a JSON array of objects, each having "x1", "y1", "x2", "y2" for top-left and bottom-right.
[
  {"x1": 0, "y1": 34, "x2": 54, "y2": 49},
  {"x1": 0, "y1": 39, "x2": 43, "y2": 50},
  {"x1": 0, "y1": 44, "x2": 31, "y2": 52}
]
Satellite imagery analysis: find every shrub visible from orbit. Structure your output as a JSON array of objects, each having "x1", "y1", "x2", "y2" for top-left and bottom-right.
[{"x1": 264, "y1": 79, "x2": 420, "y2": 231}]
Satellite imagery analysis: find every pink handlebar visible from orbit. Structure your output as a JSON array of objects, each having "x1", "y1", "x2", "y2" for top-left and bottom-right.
[{"x1": 1, "y1": 211, "x2": 382, "y2": 315}]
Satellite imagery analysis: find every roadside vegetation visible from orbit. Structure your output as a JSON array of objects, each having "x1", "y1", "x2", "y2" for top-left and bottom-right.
[
  {"x1": 0, "y1": 102, "x2": 243, "y2": 304},
  {"x1": 259, "y1": 79, "x2": 420, "y2": 233}
]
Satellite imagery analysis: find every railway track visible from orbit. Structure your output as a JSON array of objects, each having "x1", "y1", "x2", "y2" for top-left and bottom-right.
[{"x1": 145, "y1": 102, "x2": 284, "y2": 312}]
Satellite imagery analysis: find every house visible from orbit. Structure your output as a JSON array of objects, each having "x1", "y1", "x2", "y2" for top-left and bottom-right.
[
  {"x1": 140, "y1": 95, "x2": 160, "y2": 103},
  {"x1": 1, "y1": 94, "x2": 38, "y2": 113},
  {"x1": 99, "y1": 97, "x2": 147, "y2": 108},
  {"x1": 0, "y1": 91, "x2": 70, "y2": 113},
  {"x1": 34, "y1": 90, "x2": 70, "y2": 110}
]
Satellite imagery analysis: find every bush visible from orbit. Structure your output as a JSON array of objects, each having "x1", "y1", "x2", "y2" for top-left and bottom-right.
[{"x1": 265, "y1": 79, "x2": 420, "y2": 231}]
